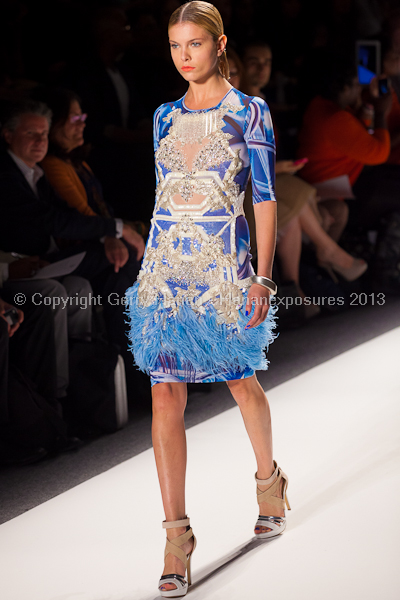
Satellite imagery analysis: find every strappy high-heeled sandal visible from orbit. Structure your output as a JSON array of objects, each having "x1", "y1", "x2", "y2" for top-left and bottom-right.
[
  {"x1": 317, "y1": 257, "x2": 368, "y2": 283},
  {"x1": 158, "y1": 516, "x2": 197, "y2": 598},
  {"x1": 254, "y1": 459, "x2": 291, "y2": 539}
]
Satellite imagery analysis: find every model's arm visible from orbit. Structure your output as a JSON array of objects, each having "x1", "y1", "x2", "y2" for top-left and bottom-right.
[
  {"x1": 243, "y1": 98, "x2": 277, "y2": 329},
  {"x1": 245, "y1": 197, "x2": 277, "y2": 329},
  {"x1": 253, "y1": 200, "x2": 277, "y2": 279}
]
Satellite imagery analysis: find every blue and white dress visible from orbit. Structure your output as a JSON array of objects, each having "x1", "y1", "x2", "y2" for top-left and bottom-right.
[{"x1": 125, "y1": 87, "x2": 278, "y2": 386}]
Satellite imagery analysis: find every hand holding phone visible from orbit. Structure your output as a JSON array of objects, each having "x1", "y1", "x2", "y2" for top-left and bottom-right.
[
  {"x1": 368, "y1": 76, "x2": 392, "y2": 115},
  {"x1": 378, "y1": 77, "x2": 389, "y2": 96},
  {"x1": 3, "y1": 307, "x2": 19, "y2": 327},
  {"x1": 0, "y1": 298, "x2": 24, "y2": 337}
]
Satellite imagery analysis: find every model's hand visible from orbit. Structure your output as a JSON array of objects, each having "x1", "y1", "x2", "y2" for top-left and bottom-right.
[
  {"x1": 245, "y1": 284, "x2": 271, "y2": 329},
  {"x1": 104, "y1": 237, "x2": 129, "y2": 273},
  {"x1": 122, "y1": 224, "x2": 145, "y2": 260},
  {"x1": 0, "y1": 298, "x2": 24, "y2": 337}
]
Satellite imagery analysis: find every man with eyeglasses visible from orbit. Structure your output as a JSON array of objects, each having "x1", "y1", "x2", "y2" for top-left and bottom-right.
[{"x1": 0, "y1": 100, "x2": 145, "y2": 398}]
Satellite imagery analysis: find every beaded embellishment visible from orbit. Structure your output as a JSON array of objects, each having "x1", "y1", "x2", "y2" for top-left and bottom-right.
[{"x1": 137, "y1": 103, "x2": 250, "y2": 323}]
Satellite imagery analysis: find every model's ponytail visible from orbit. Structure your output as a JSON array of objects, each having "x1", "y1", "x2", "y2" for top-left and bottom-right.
[{"x1": 218, "y1": 50, "x2": 230, "y2": 80}]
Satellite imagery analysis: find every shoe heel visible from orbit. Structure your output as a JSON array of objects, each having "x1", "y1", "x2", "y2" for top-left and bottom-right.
[
  {"x1": 159, "y1": 517, "x2": 195, "y2": 596},
  {"x1": 284, "y1": 479, "x2": 291, "y2": 510},
  {"x1": 187, "y1": 554, "x2": 192, "y2": 586},
  {"x1": 318, "y1": 262, "x2": 339, "y2": 284}
]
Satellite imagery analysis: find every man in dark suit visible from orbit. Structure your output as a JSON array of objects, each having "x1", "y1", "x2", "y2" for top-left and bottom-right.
[
  {"x1": 64, "y1": 6, "x2": 154, "y2": 221},
  {"x1": 0, "y1": 100, "x2": 145, "y2": 391}
]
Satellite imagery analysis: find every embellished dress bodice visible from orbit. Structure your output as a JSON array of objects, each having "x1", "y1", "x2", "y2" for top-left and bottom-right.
[{"x1": 125, "y1": 88, "x2": 278, "y2": 385}]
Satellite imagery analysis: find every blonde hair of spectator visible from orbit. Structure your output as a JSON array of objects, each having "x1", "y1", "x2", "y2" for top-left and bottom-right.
[{"x1": 168, "y1": 1, "x2": 230, "y2": 80}]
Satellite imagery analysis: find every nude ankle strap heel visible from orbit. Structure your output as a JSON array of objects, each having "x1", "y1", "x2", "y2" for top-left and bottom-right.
[
  {"x1": 158, "y1": 516, "x2": 197, "y2": 597},
  {"x1": 254, "y1": 460, "x2": 291, "y2": 539}
]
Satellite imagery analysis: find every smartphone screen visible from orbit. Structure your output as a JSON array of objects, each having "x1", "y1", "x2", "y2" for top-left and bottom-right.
[
  {"x1": 378, "y1": 77, "x2": 389, "y2": 96},
  {"x1": 4, "y1": 308, "x2": 19, "y2": 327},
  {"x1": 356, "y1": 40, "x2": 381, "y2": 84}
]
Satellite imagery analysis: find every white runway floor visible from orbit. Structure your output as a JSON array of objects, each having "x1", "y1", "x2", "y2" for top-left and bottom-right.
[{"x1": 1, "y1": 327, "x2": 400, "y2": 600}]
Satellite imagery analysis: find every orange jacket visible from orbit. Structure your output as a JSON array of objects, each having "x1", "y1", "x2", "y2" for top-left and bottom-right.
[
  {"x1": 297, "y1": 96, "x2": 391, "y2": 185},
  {"x1": 41, "y1": 155, "x2": 97, "y2": 217}
]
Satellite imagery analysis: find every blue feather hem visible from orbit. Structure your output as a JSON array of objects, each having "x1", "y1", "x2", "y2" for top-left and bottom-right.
[{"x1": 124, "y1": 281, "x2": 279, "y2": 376}]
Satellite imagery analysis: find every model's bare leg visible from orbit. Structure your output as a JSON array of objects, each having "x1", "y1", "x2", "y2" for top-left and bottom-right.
[
  {"x1": 226, "y1": 375, "x2": 285, "y2": 534},
  {"x1": 152, "y1": 381, "x2": 194, "y2": 592}
]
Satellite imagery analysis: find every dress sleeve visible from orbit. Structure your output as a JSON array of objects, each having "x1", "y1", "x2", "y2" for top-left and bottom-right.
[
  {"x1": 244, "y1": 97, "x2": 276, "y2": 204},
  {"x1": 153, "y1": 105, "x2": 163, "y2": 187}
]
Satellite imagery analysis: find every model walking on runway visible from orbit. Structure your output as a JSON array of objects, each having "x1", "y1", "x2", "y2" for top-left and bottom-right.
[{"x1": 125, "y1": 2, "x2": 291, "y2": 596}]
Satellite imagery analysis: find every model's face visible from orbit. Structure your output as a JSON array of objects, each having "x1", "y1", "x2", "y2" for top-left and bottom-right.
[
  {"x1": 4, "y1": 114, "x2": 49, "y2": 167},
  {"x1": 168, "y1": 22, "x2": 225, "y2": 83},
  {"x1": 52, "y1": 100, "x2": 86, "y2": 153},
  {"x1": 228, "y1": 58, "x2": 240, "y2": 90},
  {"x1": 243, "y1": 46, "x2": 272, "y2": 89}
]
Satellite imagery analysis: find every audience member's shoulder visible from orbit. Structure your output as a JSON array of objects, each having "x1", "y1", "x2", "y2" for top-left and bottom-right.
[
  {"x1": 0, "y1": 149, "x2": 16, "y2": 174},
  {"x1": 312, "y1": 95, "x2": 351, "y2": 119},
  {"x1": 326, "y1": 103, "x2": 359, "y2": 130},
  {"x1": 40, "y1": 155, "x2": 59, "y2": 167}
]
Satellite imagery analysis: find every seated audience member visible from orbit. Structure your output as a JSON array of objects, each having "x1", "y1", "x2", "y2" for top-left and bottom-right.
[
  {"x1": 226, "y1": 47, "x2": 245, "y2": 93},
  {"x1": 39, "y1": 88, "x2": 113, "y2": 218},
  {"x1": 241, "y1": 40, "x2": 349, "y2": 242},
  {"x1": 387, "y1": 89, "x2": 400, "y2": 164},
  {"x1": 240, "y1": 40, "x2": 273, "y2": 101},
  {"x1": 244, "y1": 41, "x2": 355, "y2": 244},
  {"x1": 64, "y1": 6, "x2": 153, "y2": 221},
  {"x1": 384, "y1": 43, "x2": 400, "y2": 99},
  {"x1": 36, "y1": 87, "x2": 147, "y2": 237},
  {"x1": 236, "y1": 43, "x2": 367, "y2": 297},
  {"x1": 297, "y1": 59, "x2": 395, "y2": 231},
  {"x1": 383, "y1": 43, "x2": 400, "y2": 164},
  {"x1": 0, "y1": 250, "x2": 92, "y2": 400},
  {"x1": 0, "y1": 295, "x2": 82, "y2": 466},
  {"x1": 0, "y1": 100, "x2": 145, "y2": 391}
]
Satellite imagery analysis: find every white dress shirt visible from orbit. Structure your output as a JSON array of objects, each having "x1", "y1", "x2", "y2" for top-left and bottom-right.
[{"x1": 8, "y1": 150, "x2": 44, "y2": 197}]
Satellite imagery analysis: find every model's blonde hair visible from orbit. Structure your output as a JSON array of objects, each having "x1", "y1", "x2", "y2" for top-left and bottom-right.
[{"x1": 168, "y1": 1, "x2": 229, "y2": 80}]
